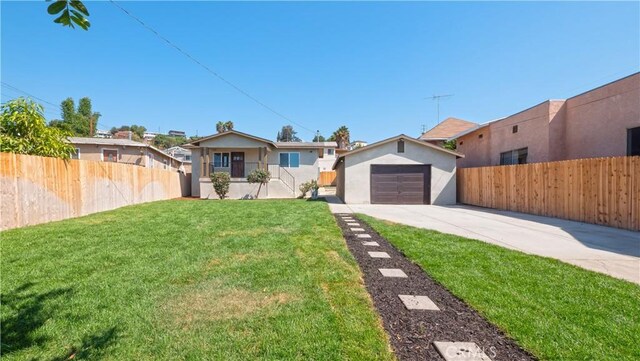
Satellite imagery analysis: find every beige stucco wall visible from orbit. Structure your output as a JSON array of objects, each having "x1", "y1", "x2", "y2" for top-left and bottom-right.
[
  {"x1": 73, "y1": 144, "x2": 180, "y2": 171},
  {"x1": 456, "y1": 127, "x2": 492, "y2": 168},
  {"x1": 270, "y1": 149, "x2": 320, "y2": 188},
  {"x1": 342, "y1": 141, "x2": 457, "y2": 205}
]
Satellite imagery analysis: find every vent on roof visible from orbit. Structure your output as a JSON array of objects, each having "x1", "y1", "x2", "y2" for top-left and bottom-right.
[
  {"x1": 512, "y1": 125, "x2": 518, "y2": 133},
  {"x1": 478, "y1": 134, "x2": 483, "y2": 139}
]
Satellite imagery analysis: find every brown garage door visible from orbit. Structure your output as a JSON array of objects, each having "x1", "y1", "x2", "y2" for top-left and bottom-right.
[{"x1": 370, "y1": 165, "x2": 431, "y2": 204}]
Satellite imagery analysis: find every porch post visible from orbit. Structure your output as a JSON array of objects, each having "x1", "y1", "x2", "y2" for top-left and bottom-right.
[{"x1": 204, "y1": 147, "x2": 210, "y2": 177}]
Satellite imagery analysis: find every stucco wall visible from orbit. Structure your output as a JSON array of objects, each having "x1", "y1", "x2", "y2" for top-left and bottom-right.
[
  {"x1": 456, "y1": 127, "x2": 492, "y2": 168},
  {"x1": 191, "y1": 148, "x2": 201, "y2": 197},
  {"x1": 270, "y1": 149, "x2": 320, "y2": 190},
  {"x1": 335, "y1": 159, "x2": 345, "y2": 201},
  {"x1": 342, "y1": 141, "x2": 457, "y2": 205}
]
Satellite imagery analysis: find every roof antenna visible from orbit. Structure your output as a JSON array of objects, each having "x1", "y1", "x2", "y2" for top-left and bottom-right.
[{"x1": 424, "y1": 94, "x2": 454, "y2": 127}]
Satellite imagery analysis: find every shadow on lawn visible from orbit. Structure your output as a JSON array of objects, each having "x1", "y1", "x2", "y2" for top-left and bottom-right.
[
  {"x1": 1, "y1": 282, "x2": 119, "y2": 360},
  {"x1": 1, "y1": 282, "x2": 73, "y2": 355}
]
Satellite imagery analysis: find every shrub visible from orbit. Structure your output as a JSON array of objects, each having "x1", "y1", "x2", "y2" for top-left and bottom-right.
[
  {"x1": 210, "y1": 172, "x2": 230, "y2": 199},
  {"x1": 247, "y1": 169, "x2": 271, "y2": 198},
  {"x1": 299, "y1": 181, "x2": 313, "y2": 198}
]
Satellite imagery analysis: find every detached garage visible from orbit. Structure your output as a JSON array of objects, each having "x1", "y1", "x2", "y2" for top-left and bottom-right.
[{"x1": 333, "y1": 134, "x2": 462, "y2": 205}]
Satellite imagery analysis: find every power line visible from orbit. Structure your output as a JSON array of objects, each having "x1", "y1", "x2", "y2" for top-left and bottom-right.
[
  {"x1": 108, "y1": 0, "x2": 316, "y2": 135},
  {"x1": 1, "y1": 82, "x2": 59, "y2": 108}
]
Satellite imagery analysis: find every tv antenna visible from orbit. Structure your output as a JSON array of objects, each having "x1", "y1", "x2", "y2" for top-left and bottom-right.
[{"x1": 425, "y1": 94, "x2": 453, "y2": 126}]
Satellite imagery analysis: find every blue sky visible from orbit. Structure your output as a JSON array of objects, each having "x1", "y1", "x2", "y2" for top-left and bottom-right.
[{"x1": 2, "y1": 1, "x2": 639, "y2": 142}]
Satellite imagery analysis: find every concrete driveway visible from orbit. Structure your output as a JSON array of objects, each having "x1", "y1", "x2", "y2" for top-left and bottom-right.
[{"x1": 327, "y1": 198, "x2": 640, "y2": 284}]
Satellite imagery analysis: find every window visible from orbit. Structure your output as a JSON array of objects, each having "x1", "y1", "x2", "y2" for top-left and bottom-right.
[
  {"x1": 213, "y1": 152, "x2": 230, "y2": 167},
  {"x1": 512, "y1": 125, "x2": 519, "y2": 133},
  {"x1": 327, "y1": 148, "x2": 335, "y2": 156},
  {"x1": 102, "y1": 149, "x2": 118, "y2": 162},
  {"x1": 279, "y1": 152, "x2": 300, "y2": 168},
  {"x1": 500, "y1": 148, "x2": 528, "y2": 165},
  {"x1": 163, "y1": 160, "x2": 168, "y2": 169},
  {"x1": 185, "y1": 155, "x2": 191, "y2": 162},
  {"x1": 71, "y1": 148, "x2": 80, "y2": 159},
  {"x1": 628, "y1": 127, "x2": 640, "y2": 156},
  {"x1": 397, "y1": 139, "x2": 405, "y2": 153}
]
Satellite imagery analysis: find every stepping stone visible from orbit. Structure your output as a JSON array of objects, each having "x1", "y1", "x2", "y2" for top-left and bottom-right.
[
  {"x1": 342, "y1": 218, "x2": 355, "y2": 221},
  {"x1": 347, "y1": 222, "x2": 360, "y2": 226},
  {"x1": 361, "y1": 241, "x2": 379, "y2": 246},
  {"x1": 379, "y1": 268, "x2": 407, "y2": 278},
  {"x1": 356, "y1": 234, "x2": 371, "y2": 238},
  {"x1": 433, "y1": 342, "x2": 493, "y2": 361},
  {"x1": 398, "y1": 295, "x2": 440, "y2": 310},
  {"x1": 368, "y1": 251, "x2": 390, "y2": 258},
  {"x1": 350, "y1": 227, "x2": 365, "y2": 232}
]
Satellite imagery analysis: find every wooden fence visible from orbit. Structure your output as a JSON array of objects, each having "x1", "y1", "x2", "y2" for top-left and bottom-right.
[
  {"x1": 0, "y1": 152, "x2": 188, "y2": 231},
  {"x1": 457, "y1": 156, "x2": 640, "y2": 231},
  {"x1": 318, "y1": 171, "x2": 337, "y2": 186}
]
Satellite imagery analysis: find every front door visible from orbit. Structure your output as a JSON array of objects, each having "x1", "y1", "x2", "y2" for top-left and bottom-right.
[{"x1": 231, "y1": 152, "x2": 245, "y2": 177}]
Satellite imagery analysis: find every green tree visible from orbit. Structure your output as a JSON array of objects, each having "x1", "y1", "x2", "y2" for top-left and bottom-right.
[
  {"x1": 47, "y1": 0, "x2": 91, "y2": 30},
  {"x1": 153, "y1": 134, "x2": 187, "y2": 150},
  {"x1": 247, "y1": 169, "x2": 271, "y2": 199},
  {"x1": 442, "y1": 139, "x2": 456, "y2": 151},
  {"x1": 330, "y1": 126, "x2": 350, "y2": 149},
  {"x1": 312, "y1": 133, "x2": 325, "y2": 142},
  {"x1": 50, "y1": 97, "x2": 100, "y2": 136},
  {"x1": 216, "y1": 121, "x2": 234, "y2": 133},
  {"x1": 1, "y1": 98, "x2": 74, "y2": 159},
  {"x1": 277, "y1": 125, "x2": 301, "y2": 142}
]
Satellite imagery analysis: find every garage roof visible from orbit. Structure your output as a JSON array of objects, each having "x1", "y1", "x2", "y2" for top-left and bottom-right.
[{"x1": 332, "y1": 134, "x2": 463, "y2": 170}]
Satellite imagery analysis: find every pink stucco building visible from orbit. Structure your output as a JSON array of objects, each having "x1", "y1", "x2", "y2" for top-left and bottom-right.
[{"x1": 453, "y1": 73, "x2": 640, "y2": 168}]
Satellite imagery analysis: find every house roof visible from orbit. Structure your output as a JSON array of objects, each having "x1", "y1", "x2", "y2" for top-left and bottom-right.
[
  {"x1": 184, "y1": 130, "x2": 277, "y2": 148},
  {"x1": 332, "y1": 134, "x2": 463, "y2": 170},
  {"x1": 419, "y1": 117, "x2": 478, "y2": 141},
  {"x1": 184, "y1": 130, "x2": 337, "y2": 149},
  {"x1": 69, "y1": 137, "x2": 183, "y2": 163}
]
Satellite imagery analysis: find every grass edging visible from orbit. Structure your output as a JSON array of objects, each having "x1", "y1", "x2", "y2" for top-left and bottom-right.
[{"x1": 359, "y1": 214, "x2": 640, "y2": 361}]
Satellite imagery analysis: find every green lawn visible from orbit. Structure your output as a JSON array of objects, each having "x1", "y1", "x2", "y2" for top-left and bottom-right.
[
  {"x1": 1, "y1": 200, "x2": 394, "y2": 360},
  {"x1": 360, "y1": 215, "x2": 640, "y2": 361}
]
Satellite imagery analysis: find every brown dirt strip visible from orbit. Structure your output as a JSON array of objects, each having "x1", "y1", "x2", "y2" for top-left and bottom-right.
[{"x1": 334, "y1": 214, "x2": 536, "y2": 361}]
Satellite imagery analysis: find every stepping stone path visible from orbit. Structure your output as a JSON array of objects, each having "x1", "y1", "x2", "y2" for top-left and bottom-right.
[
  {"x1": 368, "y1": 251, "x2": 391, "y2": 258},
  {"x1": 398, "y1": 295, "x2": 440, "y2": 310},
  {"x1": 333, "y1": 213, "x2": 531, "y2": 361},
  {"x1": 379, "y1": 268, "x2": 408, "y2": 278},
  {"x1": 433, "y1": 342, "x2": 493, "y2": 361}
]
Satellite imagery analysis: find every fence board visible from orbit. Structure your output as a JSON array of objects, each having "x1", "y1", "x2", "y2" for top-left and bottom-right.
[
  {"x1": 0, "y1": 152, "x2": 185, "y2": 230},
  {"x1": 457, "y1": 156, "x2": 640, "y2": 231},
  {"x1": 318, "y1": 171, "x2": 337, "y2": 186}
]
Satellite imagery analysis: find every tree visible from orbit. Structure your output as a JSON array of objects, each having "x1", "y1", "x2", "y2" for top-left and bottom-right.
[
  {"x1": 1, "y1": 98, "x2": 74, "y2": 159},
  {"x1": 49, "y1": 97, "x2": 100, "y2": 136},
  {"x1": 153, "y1": 134, "x2": 187, "y2": 150},
  {"x1": 47, "y1": 0, "x2": 91, "y2": 30},
  {"x1": 277, "y1": 125, "x2": 301, "y2": 142},
  {"x1": 210, "y1": 172, "x2": 231, "y2": 199},
  {"x1": 312, "y1": 133, "x2": 325, "y2": 142},
  {"x1": 216, "y1": 121, "x2": 234, "y2": 133},
  {"x1": 442, "y1": 139, "x2": 456, "y2": 151},
  {"x1": 330, "y1": 126, "x2": 350, "y2": 149},
  {"x1": 247, "y1": 169, "x2": 271, "y2": 199}
]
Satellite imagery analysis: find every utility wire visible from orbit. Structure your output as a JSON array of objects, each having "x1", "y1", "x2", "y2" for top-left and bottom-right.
[
  {"x1": 1, "y1": 82, "x2": 59, "y2": 108},
  {"x1": 108, "y1": 0, "x2": 316, "y2": 135}
]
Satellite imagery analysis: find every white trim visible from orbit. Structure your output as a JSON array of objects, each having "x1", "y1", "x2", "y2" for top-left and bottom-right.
[
  {"x1": 101, "y1": 148, "x2": 119, "y2": 162},
  {"x1": 71, "y1": 147, "x2": 81, "y2": 159},
  {"x1": 279, "y1": 151, "x2": 301, "y2": 168}
]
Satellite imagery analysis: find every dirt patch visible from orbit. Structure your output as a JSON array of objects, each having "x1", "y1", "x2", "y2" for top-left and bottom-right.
[
  {"x1": 165, "y1": 285, "x2": 296, "y2": 327},
  {"x1": 334, "y1": 214, "x2": 536, "y2": 361}
]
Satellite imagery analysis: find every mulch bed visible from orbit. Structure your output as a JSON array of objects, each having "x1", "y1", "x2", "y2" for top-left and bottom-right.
[{"x1": 334, "y1": 214, "x2": 536, "y2": 361}]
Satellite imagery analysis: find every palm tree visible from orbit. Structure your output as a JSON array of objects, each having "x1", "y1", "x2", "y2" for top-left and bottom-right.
[
  {"x1": 216, "y1": 121, "x2": 234, "y2": 133},
  {"x1": 332, "y1": 126, "x2": 350, "y2": 149}
]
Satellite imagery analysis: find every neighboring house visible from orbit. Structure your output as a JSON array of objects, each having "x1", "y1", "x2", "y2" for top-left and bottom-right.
[
  {"x1": 168, "y1": 130, "x2": 186, "y2": 137},
  {"x1": 418, "y1": 117, "x2": 477, "y2": 147},
  {"x1": 68, "y1": 137, "x2": 183, "y2": 171},
  {"x1": 348, "y1": 140, "x2": 368, "y2": 150},
  {"x1": 94, "y1": 129, "x2": 112, "y2": 139},
  {"x1": 333, "y1": 134, "x2": 462, "y2": 205},
  {"x1": 183, "y1": 130, "x2": 337, "y2": 199},
  {"x1": 143, "y1": 132, "x2": 161, "y2": 143},
  {"x1": 113, "y1": 130, "x2": 134, "y2": 140},
  {"x1": 165, "y1": 146, "x2": 192, "y2": 173},
  {"x1": 452, "y1": 72, "x2": 640, "y2": 168}
]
